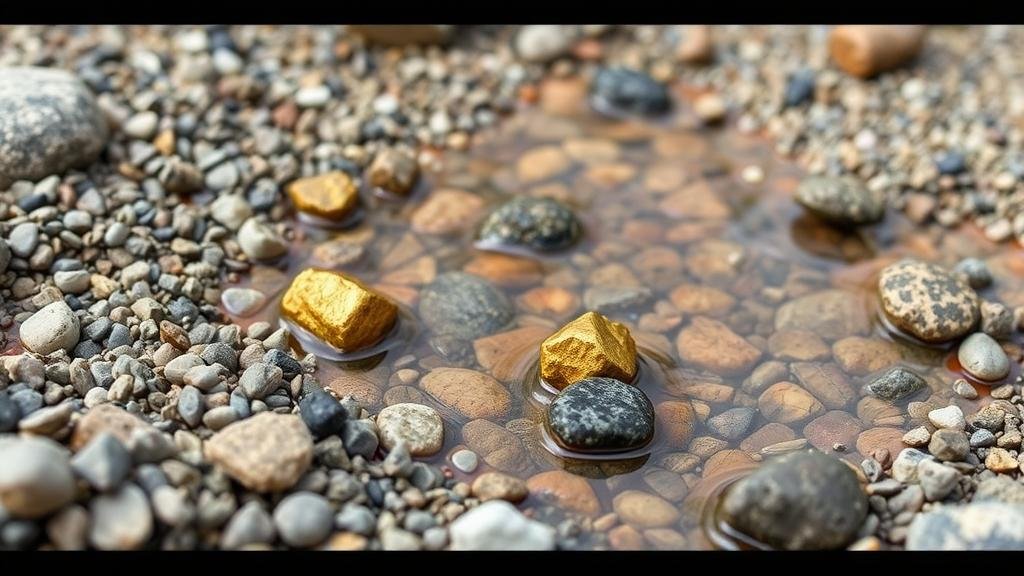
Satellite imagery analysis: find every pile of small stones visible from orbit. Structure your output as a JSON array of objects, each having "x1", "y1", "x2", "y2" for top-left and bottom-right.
[{"x1": 0, "y1": 25, "x2": 603, "y2": 551}]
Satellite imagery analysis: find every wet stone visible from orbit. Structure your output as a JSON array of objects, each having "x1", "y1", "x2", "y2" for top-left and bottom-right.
[
  {"x1": 957, "y1": 332, "x2": 1010, "y2": 382},
  {"x1": 795, "y1": 175, "x2": 886, "y2": 226},
  {"x1": 589, "y1": 67, "x2": 671, "y2": 117},
  {"x1": 719, "y1": 450, "x2": 868, "y2": 550},
  {"x1": 477, "y1": 196, "x2": 581, "y2": 253},
  {"x1": 706, "y1": 407, "x2": 755, "y2": 440},
  {"x1": 867, "y1": 366, "x2": 927, "y2": 401},
  {"x1": 419, "y1": 272, "x2": 514, "y2": 340},
  {"x1": 878, "y1": 259, "x2": 980, "y2": 343},
  {"x1": 547, "y1": 377, "x2": 655, "y2": 453}
]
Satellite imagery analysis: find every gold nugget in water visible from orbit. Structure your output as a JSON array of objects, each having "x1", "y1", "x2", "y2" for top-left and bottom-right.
[
  {"x1": 286, "y1": 172, "x2": 360, "y2": 220},
  {"x1": 540, "y1": 311, "x2": 637, "y2": 390},
  {"x1": 281, "y1": 269, "x2": 397, "y2": 352}
]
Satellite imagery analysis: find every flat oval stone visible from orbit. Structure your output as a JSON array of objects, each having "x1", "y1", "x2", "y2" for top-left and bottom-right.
[
  {"x1": 477, "y1": 197, "x2": 581, "y2": 253},
  {"x1": 958, "y1": 332, "x2": 1010, "y2": 382},
  {"x1": 547, "y1": 377, "x2": 655, "y2": 453},
  {"x1": 795, "y1": 176, "x2": 885, "y2": 226},
  {"x1": 719, "y1": 450, "x2": 867, "y2": 550},
  {"x1": 0, "y1": 67, "x2": 109, "y2": 188},
  {"x1": 879, "y1": 259, "x2": 979, "y2": 343},
  {"x1": 419, "y1": 272, "x2": 513, "y2": 340}
]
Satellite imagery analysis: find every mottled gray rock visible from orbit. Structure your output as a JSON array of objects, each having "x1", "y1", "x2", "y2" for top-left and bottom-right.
[
  {"x1": 547, "y1": 377, "x2": 655, "y2": 452},
  {"x1": 477, "y1": 196, "x2": 582, "y2": 253},
  {"x1": 928, "y1": 429, "x2": 970, "y2": 462},
  {"x1": 419, "y1": 272, "x2": 513, "y2": 340},
  {"x1": 719, "y1": 450, "x2": 867, "y2": 550},
  {"x1": 907, "y1": 503, "x2": 1024, "y2": 550},
  {"x1": 0, "y1": 67, "x2": 109, "y2": 188},
  {"x1": 953, "y1": 257, "x2": 992, "y2": 289},
  {"x1": 866, "y1": 366, "x2": 926, "y2": 401},
  {"x1": 237, "y1": 218, "x2": 288, "y2": 261},
  {"x1": 795, "y1": 175, "x2": 886, "y2": 226},
  {"x1": 706, "y1": 407, "x2": 755, "y2": 440},
  {"x1": 239, "y1": 362, "x2": 283, "y2": 400},
  {"x1": 917, "y1": 459, "x2": 960, "y2": 501},
  {"x1": 974, "y1": 476, "x2": 1024, "y2": 504}
]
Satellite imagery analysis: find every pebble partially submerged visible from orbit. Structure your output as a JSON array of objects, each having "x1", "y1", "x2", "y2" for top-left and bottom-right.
[
  {"x1": 477, "y1": 197, "x2": 581, "y2": 254},
  {"x1": 589, "y1": 67, "x2": 671, "y2": 117},
  {"x1": 878, "y1": 259, "x2": 980, "y2": 343},
  {"x1": 546, "y1": 376, "x2": 655, "y2": 453},
  {"x1": 718, "y1": 450, "x2": 867, "y2": 550},
  {"x1": 794, "y1": 175, "x2": 886, "y2": 226}
]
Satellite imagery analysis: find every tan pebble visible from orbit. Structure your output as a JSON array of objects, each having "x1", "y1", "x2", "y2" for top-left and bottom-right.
[{"x1": 526, "y1": 470, "x2": 601, "y2": 516}]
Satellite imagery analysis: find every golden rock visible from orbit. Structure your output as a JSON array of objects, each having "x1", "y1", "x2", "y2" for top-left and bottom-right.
[
  {"x1": 286, "y1": 172, "x2": 360, "y2": 220},
  {"x1": 540, "y1": 311, "x2": 637, "y2": 390},
  {"x1": 281, "y1": 269, "x2": 397, "y2": 352}
]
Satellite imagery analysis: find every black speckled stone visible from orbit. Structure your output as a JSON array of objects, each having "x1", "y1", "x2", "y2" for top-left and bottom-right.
[
  {"x1": 867, "y1": 366, "x2": 927, "y2": 401},
  {"x1": 299, "y1": 388, "x2": 347, "y2": 440},
  {"x1": 720, "y1": 450, "x2": 867, "y2": 550},
  {"x1": 547, "y1": 377, "x2": 655, "y2": 453},
  {"x1": 0, "y1": 67, "x2": 109, "y2": 189},
  {"x1": 477, "y1": 197, "x2": 581, "y2": 253},
  {"x1": 589, "y1": 67, "x2": 671, "y2": 117},
  {"x1": 418, "y1": 272, "x2": 513, "y2": 340}
]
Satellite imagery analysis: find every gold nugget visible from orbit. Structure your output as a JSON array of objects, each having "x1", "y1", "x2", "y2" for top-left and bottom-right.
[
  {"x1": 286, "y1": 172, "x2": 360, "y2": 221},
  {"x1": 281, "y1": 269, "x2": 397, "y2": 352},
  {"x1": 540, "y1": 311, "x2": 637, "y2": 390}
]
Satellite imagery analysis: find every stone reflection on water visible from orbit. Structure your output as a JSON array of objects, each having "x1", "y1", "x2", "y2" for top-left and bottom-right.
[{"x1": 222, "y1": 87, "x2": 1024, "y2": 550}]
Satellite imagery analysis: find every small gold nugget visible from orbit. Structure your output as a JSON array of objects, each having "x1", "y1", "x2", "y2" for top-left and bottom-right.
[
  {"x1": 540, "y1": 310, "x2": 637, "y2": 390},
  {"x1": 286, "y1": 172, "x2": 360, "y2": 221},
  {"x1": 281, "y1": 269, "x2": 397, "y2": 352}
]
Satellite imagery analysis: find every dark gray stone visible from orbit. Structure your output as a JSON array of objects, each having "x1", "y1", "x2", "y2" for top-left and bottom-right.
[
  {"x1": 795, "y1": 176, "x2": 885, "y2": 226},
  {"x1": 866, "y1": 366, "x2": 927, "y2": 401},
  {"x1": 719, "y1": 450, "x2": 868, "y2": 550},
  {"x1": 418, "y1": 272, "x2": 513, "y2": 340},
  {"x1": 264, "y1": 349, "x2": 302, "y2": 380},
  {"x1": 341, "y1": 419, "x2": 379, "y2": 459},
  {"x1": 221, "y1": 501, "x2": 276, "y2": 550},
  {"x1": 477, "y1": 197, "x2": 581, "y2": 253},
  {"x1": 177, "y1": 385, "x2": 204, "y2": 428},
  {"x1": 547, "y1": 377, "x2": 655, "y2": 452},
  {"x1": 299, "y1": 389, "x2": 347, "y2": 440},
  {"x1": 0, "y1": 67, "x2": 108, "y2": 188},
  {"x1": 589, "y1": 67, "x2": 670, "y2": 117}
]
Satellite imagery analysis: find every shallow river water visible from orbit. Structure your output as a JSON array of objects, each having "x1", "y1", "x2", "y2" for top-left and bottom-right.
[{"x1": 223, "y1": 80, "x2": 1024, "y2": 550}]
